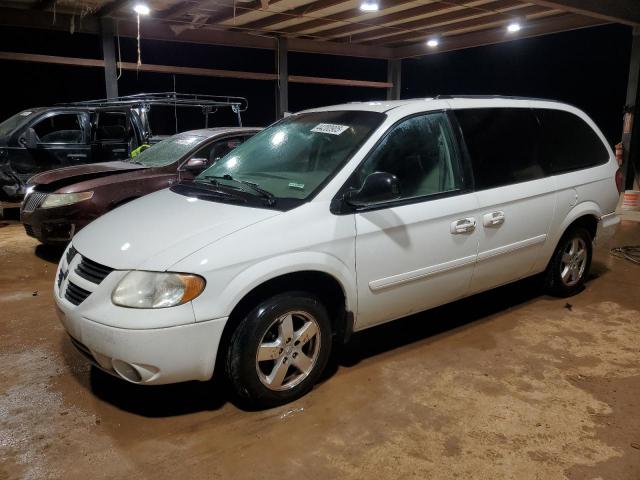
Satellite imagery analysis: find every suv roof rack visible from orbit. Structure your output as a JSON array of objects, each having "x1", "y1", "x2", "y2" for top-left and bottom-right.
[
  {"x1": 58, "y1": 92, "x2": 249, "y2": 126},
  {"x1": 433, "y1": 94, "x2": 561, "y2": 103}
]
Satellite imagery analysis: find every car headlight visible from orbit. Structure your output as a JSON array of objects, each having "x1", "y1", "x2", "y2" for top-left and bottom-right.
[
  {"x1": 40, "y1": 191, "x2": 93, "y2": 209},
  {"x1": 112, "y1": 271, "x2": 205, "y2": 309}
]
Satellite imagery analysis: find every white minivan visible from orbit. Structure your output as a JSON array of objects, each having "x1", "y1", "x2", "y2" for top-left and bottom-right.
[{"x1": 54, "y1": 97, "x2": 621, "y2": 407}]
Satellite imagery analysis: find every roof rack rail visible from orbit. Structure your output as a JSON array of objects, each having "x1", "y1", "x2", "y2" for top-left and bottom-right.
[
  {"x1": 58, "y1": 92, "x2": 249, "y2": 126},
  {"x1": 433, "y1": 94, "x2": 561, "y2": 103}
]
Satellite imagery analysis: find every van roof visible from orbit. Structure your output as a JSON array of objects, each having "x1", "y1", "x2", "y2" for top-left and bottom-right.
[{"x1": 300, "y1": 95, "x2": 572, "y2": 114}]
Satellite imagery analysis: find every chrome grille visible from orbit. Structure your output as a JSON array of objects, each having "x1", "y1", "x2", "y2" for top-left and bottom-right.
[
  {"x1": 22, "y1": 192, "x2": 47, "y2": 213},
  {"x1": 75, "y1": 256, "x2": 114, "y2": 284}
]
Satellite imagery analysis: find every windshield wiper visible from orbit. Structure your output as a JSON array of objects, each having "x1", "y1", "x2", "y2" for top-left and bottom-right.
[{"x1": 202, "y1": 174, "x2": 276, "y2": 205}]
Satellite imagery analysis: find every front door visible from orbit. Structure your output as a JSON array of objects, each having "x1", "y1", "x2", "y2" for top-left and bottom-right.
[
  {"x1": 352, "y1": 112, "x2": 479, "y2": 329},
  {"x1": 453, "y1": 107, "x2": 556, "y2": 293},
  {"x1": 21, "y1": 111, "x2": 91, "y2": 177}
]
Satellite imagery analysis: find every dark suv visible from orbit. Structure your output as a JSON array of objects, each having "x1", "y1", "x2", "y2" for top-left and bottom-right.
[{"x1": 0, "y1": 93, "x2": 248, "y2": 203}]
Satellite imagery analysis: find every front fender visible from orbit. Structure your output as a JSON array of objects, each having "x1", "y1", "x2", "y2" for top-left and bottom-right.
[{"x1": 191, "y1": 251, "x2": 356, "y2": 322}]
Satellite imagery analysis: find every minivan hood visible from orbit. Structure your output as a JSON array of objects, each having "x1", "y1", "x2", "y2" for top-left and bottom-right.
[
  {"x1": 72, "y1": 188, "x2": 281, "y2": 271},
  {"x1": 29, "y1": 161, "x2": 147, "y2": 188}
]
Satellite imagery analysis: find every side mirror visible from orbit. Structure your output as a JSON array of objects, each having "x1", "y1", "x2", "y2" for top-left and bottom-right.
[
  {"x1": 345, "y1": 171, "x2": 401, "y2": 207},
  {"x1": 22, "y1": 128, "x2": 39, "y2": 149},
  {"x1": 184, "y1": 157, "x2": 207, "y2": 172}
]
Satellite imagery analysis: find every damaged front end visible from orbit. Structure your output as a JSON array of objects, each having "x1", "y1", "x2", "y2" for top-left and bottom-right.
[{"x1": 0, "y1": 162, "x2": 26, "y2": 204}]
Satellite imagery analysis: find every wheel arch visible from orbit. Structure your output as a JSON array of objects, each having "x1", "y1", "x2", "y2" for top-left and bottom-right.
[
  {"x1": 541, "y1": 202, "x2": 600, "y2": 272},
  {"x1": 213, "y1": 262, "x2": 355, "y2": 377}
]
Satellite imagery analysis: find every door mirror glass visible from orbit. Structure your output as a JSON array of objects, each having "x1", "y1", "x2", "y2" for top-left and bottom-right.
[
  {"x1": 345, "y1": 171, "x2": 401, "y2": 207},
  {"x1": 185, "y1": 157, "x2": 207, "y2": 172}
]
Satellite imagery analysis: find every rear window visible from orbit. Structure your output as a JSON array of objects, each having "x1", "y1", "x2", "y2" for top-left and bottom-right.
[
  {"x1": 455, "y1": 108, "x2": 546, "y2": 190},
  {"x1": 535, "y1": 109, "x2": 609, "y2": 174}
]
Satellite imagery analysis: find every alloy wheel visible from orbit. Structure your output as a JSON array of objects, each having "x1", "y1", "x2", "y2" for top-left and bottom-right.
[{"x1": 255, "y1": 310, "x2": 321, "y2": 391}]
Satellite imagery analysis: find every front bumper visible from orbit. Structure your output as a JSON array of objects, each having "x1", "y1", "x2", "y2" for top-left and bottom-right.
[
  {"x1": 22, "y1": 204, "x2": 94, "y2": 245},
  {"x1": 54, "y1": 245, "x2": 227, "y2": 385}
]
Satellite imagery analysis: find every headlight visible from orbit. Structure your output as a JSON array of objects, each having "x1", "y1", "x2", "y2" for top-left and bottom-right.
[
  {"x1": 112, "y1": 271, "x2": 205, "y2": 309},
  {"x1": 40, "y1": 191, "x2": 93, "y2": 209}
]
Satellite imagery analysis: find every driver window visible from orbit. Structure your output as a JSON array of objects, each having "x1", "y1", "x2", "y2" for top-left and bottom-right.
[
  {"x1": 355, "y1": 113, "x2": 463, "y2": 200},
  {"x1": 32, "y1": 113, "x2": 84, "y2": 144}
]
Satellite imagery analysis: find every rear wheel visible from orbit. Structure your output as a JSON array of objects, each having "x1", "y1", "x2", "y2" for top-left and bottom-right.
[
  {"x1": 545, "y1": 227, "x2": 592, "y2": 297},
  {"x1": 225, "y1": 292, "x2": 332, "y2": 408}
]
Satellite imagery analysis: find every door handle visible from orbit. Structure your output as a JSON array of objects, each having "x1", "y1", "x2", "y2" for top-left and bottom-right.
[
  {"x1": 483, "y1": 211, "x2": 505, "y2": 227},
  {"x1": 450, "y1": 217, "x2": 476, "y2": 234},
  {"x1": 67, "y1": 153, "x2": 87, "y2": 159}
]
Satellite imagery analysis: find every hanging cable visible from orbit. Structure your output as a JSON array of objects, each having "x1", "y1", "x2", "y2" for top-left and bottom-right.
[
  {"x1": 136, "y1": 13, "x2": 142, "y2": 74},
  {"x1": 610, "y1": 246, "x2": 640, "y2": 265},
  {"x1": 116, "y1": 20, "x2": 122, "y2": 80}
]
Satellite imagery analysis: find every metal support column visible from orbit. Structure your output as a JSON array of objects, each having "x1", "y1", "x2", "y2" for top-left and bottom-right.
[
  {"x1": 386, "y1": 59, "x2": 401, "y2": 101},
  {"x1": 100, "y1": 17, "x2": 118, "y2": 99},
  {"x1": 276, "y1": 37, "x2": 289, "y2": 119},
  {"x1": 622, "y1": 27, "x2": 640, "y2": 190}
]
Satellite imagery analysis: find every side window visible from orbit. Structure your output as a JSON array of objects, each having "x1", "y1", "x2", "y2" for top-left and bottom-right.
[
  {"x1": 535, "y1": 109, "x2": 609, "y2": 174},
  {"x1": 455, "y1": 108, "x2": 545, "y2": 190},
  {"x1": 354, "y1": 113, "x2": 464, "y2": 200},
  {"x1": 192, "y1": 137, "x2": 246, "y2": 166},
  {"x1": 32, "y1": 113, "x2": 84, "y2": 144},
  {"x1": 95, "y1": 112, "x2": 129, "y2": 141}
]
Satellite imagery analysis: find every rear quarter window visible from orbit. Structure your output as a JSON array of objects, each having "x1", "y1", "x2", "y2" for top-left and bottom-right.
[{"x1": 534, "y1": 109, "x2": 610, "y2": 174}]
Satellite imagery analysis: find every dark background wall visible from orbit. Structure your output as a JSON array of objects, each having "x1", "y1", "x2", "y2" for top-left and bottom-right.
[{"x1": 0, "y1": 23, "x2": 632, "y2": 145}]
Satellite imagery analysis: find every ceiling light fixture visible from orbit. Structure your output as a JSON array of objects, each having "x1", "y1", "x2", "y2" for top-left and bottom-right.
[
  {"x1": 360, "y1": 0, "x2": 379, "y2": 12},
  {"x1": 133, "y1": 3, "x2": 151, "y2": 15},
  {"x1": 507, "y1": 22, "x2": 521, "y2": 33},
  {"x1": 427, "y1": 38, "x2": 439, "y2": 48}
]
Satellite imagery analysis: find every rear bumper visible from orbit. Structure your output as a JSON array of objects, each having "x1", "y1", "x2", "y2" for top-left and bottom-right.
[{"x1": 595, "y1": 212, "x2": 620, "y2": 245}]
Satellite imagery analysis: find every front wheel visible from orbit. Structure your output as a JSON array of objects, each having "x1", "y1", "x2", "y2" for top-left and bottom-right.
[
  {"x1": 225, "y1": 292, "x2": 332, "y2": 408},
  {"x1": 545, "y1": 227, "x2": 592, "y2": 297}
]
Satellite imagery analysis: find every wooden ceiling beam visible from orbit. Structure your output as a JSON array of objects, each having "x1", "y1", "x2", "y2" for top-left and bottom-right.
[
  {"x1": 96, "y1": 0, "x2": 130, "y2": 17},
  {"x1": 524, "y1": 0, "x2": 640, "y2": 26},
  {"x1": 358, "y1": 4, "x2": 549, "y2": 45},
  {"x1": 157, "y1": 1, "x2": 209, "y2": 20},
  {"x1": 0, "y1": 7, "x2": 393, "y2": 58},
  {"x1": 275, "y1": 0, "x2": 419, "y2": 35},
  {"x1": 393, "y1": 13, "x2": 607, "y2": 58},
  {"x1": 238, "y1": 0, "x2": 351, "y2": 31},
  {"x1": 317, "y1": 0, "x2": 520, "y2": 40}
]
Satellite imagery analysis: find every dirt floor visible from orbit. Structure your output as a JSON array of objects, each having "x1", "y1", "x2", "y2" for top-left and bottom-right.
[{"x1": 1, "y1": 217, "x2": 639, "y2": 480}]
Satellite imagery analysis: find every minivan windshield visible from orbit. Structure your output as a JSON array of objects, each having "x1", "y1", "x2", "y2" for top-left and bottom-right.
[
  {"x1": 0, "y1": 110, "x2": 35, "y2": 137},
  {"x1": 132, "y1": 133, "x2": 206, "y2": 167},
  {"x1": 196, "y1": 111, "x2": 385, "y2": 201}
]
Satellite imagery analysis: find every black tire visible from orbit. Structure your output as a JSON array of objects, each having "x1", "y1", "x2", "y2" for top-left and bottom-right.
[
  {"x1": 225, "y1": 291, "x2": 332, "y2": 408},
  {"x1": 545, "y1": 227, "x2": 593, "y2": 297}
]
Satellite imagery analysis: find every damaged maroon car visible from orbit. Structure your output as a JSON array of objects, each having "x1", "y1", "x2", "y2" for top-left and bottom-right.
[{"x1": 21, "y1": 127, "x2": 259, "y2": 245}]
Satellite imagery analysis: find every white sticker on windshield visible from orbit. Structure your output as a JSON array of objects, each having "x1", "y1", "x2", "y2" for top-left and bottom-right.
[
  {"x1": 20, "y1": 111, "x2": 33, "y2": 116},
  {"x1": 311, "y1": 123, "x2": 349, "y2": 135}
]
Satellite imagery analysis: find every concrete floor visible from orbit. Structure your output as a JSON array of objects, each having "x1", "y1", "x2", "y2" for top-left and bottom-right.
[{"x1": 1, "y1": 219, "x2": 639, "y2": 480}]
